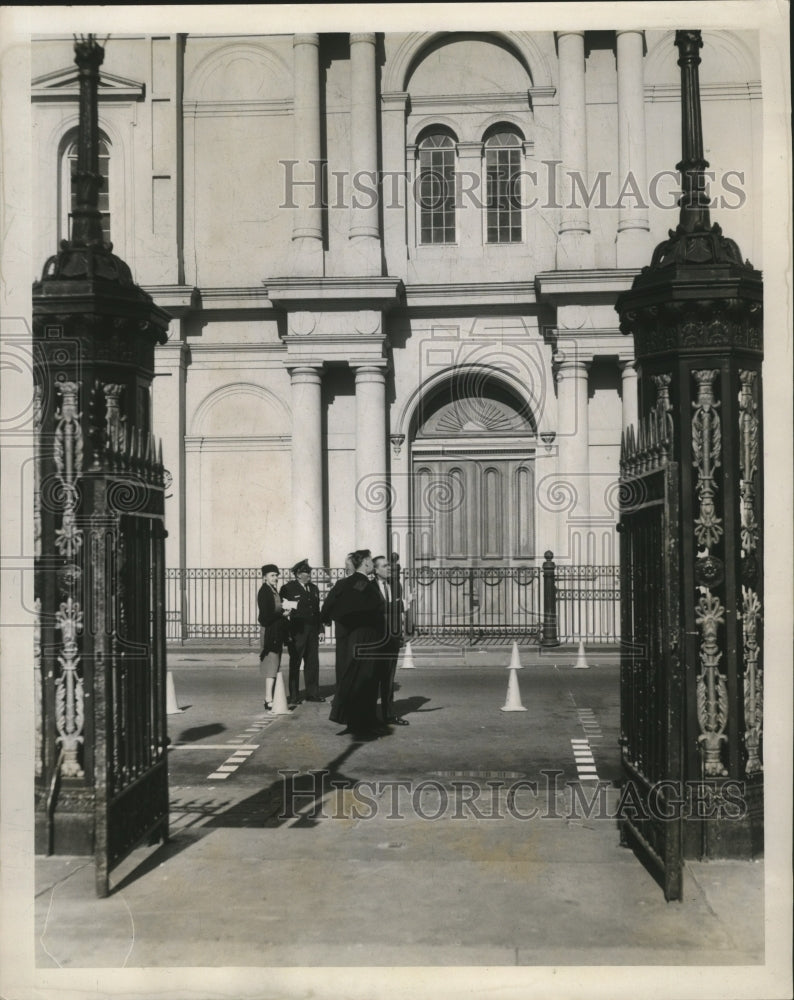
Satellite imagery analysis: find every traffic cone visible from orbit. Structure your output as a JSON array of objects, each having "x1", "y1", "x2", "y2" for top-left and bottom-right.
[
  {"x1": 270, "y1": 672, "x2": 291, "y2": 715},
  {"x1": 574, "y1": 639, "x2": 590, "y2": 670},
  {"x1": 400, "y1": 641, "x2": 416, "y2": 670},
  {"x1": 501, "y1": 645, "x2": 527, "y2": 712},
  {"x1": 166, "y1": 671, "x2": 184, "y2": 715}
]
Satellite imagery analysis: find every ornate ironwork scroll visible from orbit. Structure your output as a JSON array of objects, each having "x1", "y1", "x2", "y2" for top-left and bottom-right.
[
  {"x1": 55, "y1": 597, "x2": 85, "y2": 777},
  {"x1": 695, "y1": 591, "x2": 728, "y2": 776},
  {"x1": 53, "y1": 381, "x2": 84, "y2": 558},
  {"x1": 692, "y1": 369, "x2": 728, "y2": 776},
  {"x1": 691, "y1": 369, "x2": 722, "y2": 547},
  {"x1": 739, "y1": 370, "x2": 762, "y2": 775},
  {"x1": 651, "y1": 373, "x2": 674, "y2": 438}
]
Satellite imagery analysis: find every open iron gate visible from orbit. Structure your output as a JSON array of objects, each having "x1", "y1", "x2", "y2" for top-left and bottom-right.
[
  {"x1": 86, "y1": 429, "x2": 170, "y2": 896},
  {"x1": 618, "y1": 419, "x2": 683, "y2": 901}
]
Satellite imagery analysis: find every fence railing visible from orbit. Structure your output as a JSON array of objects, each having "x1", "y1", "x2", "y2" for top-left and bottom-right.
[
  {"x1": 166, "y1": 556, "x2": 621, "y2": 646},
  {"x1": 165, "y1": 567, "x2": 347, "y2": 644},
  {"x1": 554, "y1": 564, "x2": 621, "y2": 644}
]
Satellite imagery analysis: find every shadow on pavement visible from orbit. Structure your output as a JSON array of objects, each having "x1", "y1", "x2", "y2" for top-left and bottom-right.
[{"x1": 174, "y1": 722, "x2": 226, "y2": 742}]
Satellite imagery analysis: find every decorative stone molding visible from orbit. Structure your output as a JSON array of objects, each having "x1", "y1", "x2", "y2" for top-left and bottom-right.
[{"x1": 390, "y1": 434, "x2": 406, "y2": 457}]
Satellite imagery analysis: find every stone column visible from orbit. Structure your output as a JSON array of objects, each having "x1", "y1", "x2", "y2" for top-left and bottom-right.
[
  {"x1": 349, "y1": 33, "x2": 381, "y2": 275},
  {"x1": 619, "y1": 360, "x2": 639, "y2": 433},
  {"x1": 289, "y1": 365, "x2": 325, "y2": 566},
  {"x1": 152, "y1": 332, "x2": 187, "y2": 573},
  {"x1": 555, "y1": 357, "x2": 591, "y2": 556},
  {"x1": 556, "y1": 31, "x2": 594, "y2": 268},
  {"x1": 354, "y1": 364, "x2": 388, "y2": 554},
  {"x1": 616, "y1": 30, "x2": 651, "y2": 266},
  {"x1": 292, "y1": 34, "x2": 323, "y2": 276}
]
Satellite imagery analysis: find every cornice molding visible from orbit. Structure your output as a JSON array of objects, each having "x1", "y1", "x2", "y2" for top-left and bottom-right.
[
  {"x1": 265, "y1": 276, "x2": 404, "y2": 309},
  {"x1": 405, "y1": 281, "x2": 537, "y2": 307},
  {"x1": 535, "y1": 269, "x2": 640, "y2": 303},
  {"x1": 183, "y1": 98, "x2": 293, "y2": 117},
  {"x1": 185, "y1": 434, "x2": 291, "y2": 453}
]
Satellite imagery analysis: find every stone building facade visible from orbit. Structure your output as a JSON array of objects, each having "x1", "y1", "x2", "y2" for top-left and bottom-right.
[{"x1": 32, "y1": 30, "x2": 761, "y2": 574}]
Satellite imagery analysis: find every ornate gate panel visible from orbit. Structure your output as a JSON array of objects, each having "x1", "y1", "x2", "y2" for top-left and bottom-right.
[
  {"x1": 618, "y1": 415, "x2": 683, "y2": 900},
  {"x1": 89, "y1": 436, "x2": 170, "y2": 895}
]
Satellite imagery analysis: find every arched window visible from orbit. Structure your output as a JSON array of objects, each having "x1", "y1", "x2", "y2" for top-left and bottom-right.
[
  {"x1": 61, "y1": 133, "x2": 111, "y2": 245},
  {"x1": 485, "y1": 130, "x2": 522, "y2": 244},
  {"x1": 418, "y1": 133, "x2": 456, "y2": 244}
]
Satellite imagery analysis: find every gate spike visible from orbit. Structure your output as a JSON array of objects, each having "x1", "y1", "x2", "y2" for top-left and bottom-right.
[{"x1": 157, "y1": 438, "x2": 163, "y2": 467}]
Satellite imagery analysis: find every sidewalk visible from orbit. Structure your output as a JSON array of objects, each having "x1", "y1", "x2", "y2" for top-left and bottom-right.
[{"x1": 33, "y1": 656, "x2": 765, "y2": 983}]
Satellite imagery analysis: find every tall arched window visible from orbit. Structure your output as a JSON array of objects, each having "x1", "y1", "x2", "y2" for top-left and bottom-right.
[
  {"x1": 418, "y1": 133, "x2": 456, "y2": 244},
  {"x1": 61, "y1": 133, "x2": 111, "y2": 245},
  {"x1": 485, "y1": 130, "x2": 522, "y2": 243}
]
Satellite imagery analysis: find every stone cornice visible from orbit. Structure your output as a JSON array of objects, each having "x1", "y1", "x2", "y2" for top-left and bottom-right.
[
  {"x1": 183, "y1": 98, "x2": 293, "y2": 117},
  {"x1": 409, "y1": 91, "x2": 533, "y2": 110},
  {"x1": 404, "y1": 281, "x2": 537, "y2": 307},
  {"x1": 185, "y1": 434, "x2": 291, "y2": 452},
  {"x1": 199, "y1": 287, "x2": 273, "y2": 310},
  {"x1": 265, "y1": 276, "x2": 404, "y2": 309},
  {"x1": 535, "y1": 269, "x2": 639, "y2": 303},
  {"x1": 142, "y1": 285, "x2": 200, "y2": 316}
]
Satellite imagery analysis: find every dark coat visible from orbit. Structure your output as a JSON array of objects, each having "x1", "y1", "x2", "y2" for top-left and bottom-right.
[
  {"x1": 279, "y1": 579, "x2": 322, "y2": 635},
  {"x1": 257, "y1": 582, "x2": 288, "y2": 655},
  {"x1": 327, "y1": 573, "x2": 384, "y2": 731}
]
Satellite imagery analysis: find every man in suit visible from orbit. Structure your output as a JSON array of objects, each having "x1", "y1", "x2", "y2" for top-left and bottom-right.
[
  {"x1": 373, "y1": 554, "x2": 409, "y2": 726},
  {"x1": 279, "y1": 559, "x2": 325, "y2": 706}
]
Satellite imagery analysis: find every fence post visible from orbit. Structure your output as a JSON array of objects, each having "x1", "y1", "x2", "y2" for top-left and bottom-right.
[{"x1": 541, "y1": 550, "x2": 560, "y2": 647}]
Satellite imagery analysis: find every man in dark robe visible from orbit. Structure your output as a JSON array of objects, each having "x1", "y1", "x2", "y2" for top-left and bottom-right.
[
  {"x1": 326, "y1": 549, "x2": 384, "y2": 739},
  {"x1": 321, "y1": 552, "x2": 355, "y2": 686}
]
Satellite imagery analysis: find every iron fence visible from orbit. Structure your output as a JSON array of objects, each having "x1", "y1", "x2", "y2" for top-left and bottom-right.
[
  {"x1": 166, "y1": 559, "x2": 621, "y2": 645},
  {"x1": 165, "y1": 567, "x2": 347, "y2": 644},
  {"x1": 554, "y1": 564, "x2": 621, "y2": 644},
  {"x1": 404, "y1": 566, "x2": 543, "y2": 644}
]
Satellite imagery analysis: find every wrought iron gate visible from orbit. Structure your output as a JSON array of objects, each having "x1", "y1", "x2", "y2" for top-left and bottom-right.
[
  {"x1": 618, "y1": 414, "x2": 683, "y2": 900},
  {"x1": 90, "y1": 441, "x2": 170, "y2": 896}
]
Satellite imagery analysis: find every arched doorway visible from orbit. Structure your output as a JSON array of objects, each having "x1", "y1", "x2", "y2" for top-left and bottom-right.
[{"x1": 408, "y1": 373, "x2": 539, "y2": 639}]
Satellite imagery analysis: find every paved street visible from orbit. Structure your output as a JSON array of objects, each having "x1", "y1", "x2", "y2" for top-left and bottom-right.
[{"x1": 34, "y1": 650, "x2": 764, "y2": 977}]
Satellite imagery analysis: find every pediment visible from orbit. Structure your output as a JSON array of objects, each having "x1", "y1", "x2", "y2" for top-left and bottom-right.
[{"x1": 32, "y1": 66, "x2": 145, "y2": 101}]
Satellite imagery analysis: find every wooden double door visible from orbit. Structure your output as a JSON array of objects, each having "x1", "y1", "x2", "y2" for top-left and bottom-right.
[{"x1": 409, "y1": 455, "x2": 538, "y2": 635}]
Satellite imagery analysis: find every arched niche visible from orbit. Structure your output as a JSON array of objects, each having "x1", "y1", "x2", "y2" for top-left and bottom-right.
[
  {"x1": 384, "y1": 31, "x2": 553, "y2": 93},
  {"x1": 645, "y1": 30, "x2": 759, "y2": 86},
  {"x1": 186, "y1": 42, "x2": 292, "y2": 102},
  {"x1": 189, "y1": 383, "x2": 290, "y2": 438},
  {"x1": 406, "y1": 33, "x2": 531, "y2": 97}
]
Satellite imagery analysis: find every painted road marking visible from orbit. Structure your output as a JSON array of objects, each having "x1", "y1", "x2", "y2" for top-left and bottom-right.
[
  {"x1": 570, "y1": 737, "x2": 600, "y2": 782},
  {"x1": 172, "y1": 743, "x2": 259, "y2": 751},
  {"x1": 577, "y1": 708, "x2": 603, "y2": 740},
  {"x1": 208, "y1": 772, "x2": 231, "y2": 780}
]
